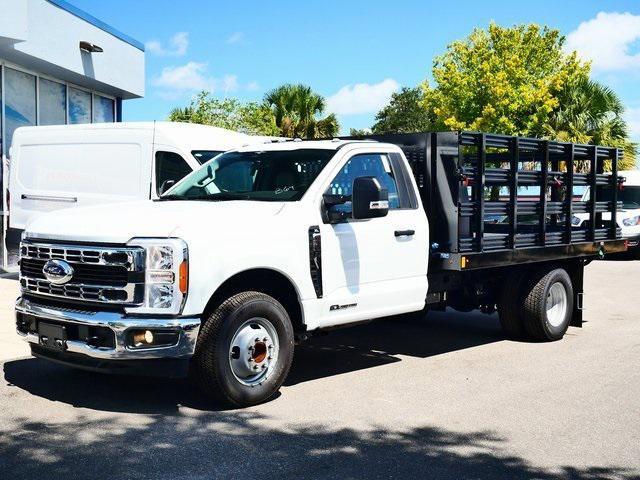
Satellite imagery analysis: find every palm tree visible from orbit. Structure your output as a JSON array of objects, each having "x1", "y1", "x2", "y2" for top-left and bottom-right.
[
  {"x1": 264, "y1": 84, "x2": 339, "y2": 139},
  {"x1": 546, "y1": 78, "x2": 636, "y2": 170},
  {"x1": 168, "y1": 106, "x2": 196, "y2": 123}
]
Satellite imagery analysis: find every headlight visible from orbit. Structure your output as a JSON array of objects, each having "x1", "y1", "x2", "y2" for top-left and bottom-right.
[
  {"x1": 125, "y1": 238, "x2": 188, "y2": 315},
  {"x1": 622, "y1": 215, "x2": 640, "y2": 227}
]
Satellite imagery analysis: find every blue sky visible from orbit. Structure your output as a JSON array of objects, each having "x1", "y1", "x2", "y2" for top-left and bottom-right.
[{"x1": 72, "y1": 0, "x2": 640, "y2": 140}]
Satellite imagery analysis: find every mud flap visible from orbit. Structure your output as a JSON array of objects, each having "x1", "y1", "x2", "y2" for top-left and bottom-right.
[{"x1": 570, "y1": 261, "x2": 585, "y2": 327}]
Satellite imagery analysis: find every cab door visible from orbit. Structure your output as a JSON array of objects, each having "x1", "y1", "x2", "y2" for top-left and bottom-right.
[{"x1": 317, "y1": 149, "x2": 429, "y2": 328}]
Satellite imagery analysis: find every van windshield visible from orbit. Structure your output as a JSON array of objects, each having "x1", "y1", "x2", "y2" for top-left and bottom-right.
[
  {"x1": 161, "y1": 149, "x2": 335, "y2": 202},
  {"x1": 598, "y1": 185, "x2": 640, "y2": 209},
  {"x1": 192, "y1": 150, "x2": 224, "y2": 164}
]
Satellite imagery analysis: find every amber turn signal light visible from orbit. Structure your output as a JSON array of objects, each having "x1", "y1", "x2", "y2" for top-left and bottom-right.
[{"x1": 179, "y1": 260, "x2": 188, "y2": 294}]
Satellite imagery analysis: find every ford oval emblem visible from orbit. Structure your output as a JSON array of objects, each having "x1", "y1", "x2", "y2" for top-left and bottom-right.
[{"x1": 42, "y1": 259, "x2": 74, "y2": 285}]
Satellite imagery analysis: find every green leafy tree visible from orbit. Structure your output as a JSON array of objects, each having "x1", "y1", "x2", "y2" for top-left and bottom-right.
[
  {"x1": 372, "y1": 87, "x2": 434, "y2": 134},
  {"x1": 264, "y1": 84, "x2": 339, "y2": 139},
  {"x1": 349, "y1": 128, "x2": 372, "y2": 136},
  {"x1": 546, "y1": 78, "x2": 636, "y2": 169},
  {"x1": 417, "y1": 22, "x2": 636, "y2": 169},
  {"x1": 168, "y1": 92, "x2": 279, "y2": 136},
  {"x1": 421, "y1": 23, "x2": 589, "y2": 136}
]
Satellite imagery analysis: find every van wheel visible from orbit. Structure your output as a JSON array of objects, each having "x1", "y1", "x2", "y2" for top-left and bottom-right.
[
  {"x1": 522, "y1": 268, "x2": 573, "y2": 342},
  {"x1": 192, "y1": 291, "x2": 294, "y2": 407},
  {"x1": 497, "y1": 273, "x2": 526, "y2": 340}
]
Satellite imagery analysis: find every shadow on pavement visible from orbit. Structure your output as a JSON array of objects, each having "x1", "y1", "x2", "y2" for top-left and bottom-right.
[
  {"x1": 0, "y1": 409, "x2": 637, "y2": 480},
  {"x1": 3, "y1": 309, "x2": 503, "y2": 414},
  {"x1": 287, "y1": 309, "x2": 503, "y2": 385}
]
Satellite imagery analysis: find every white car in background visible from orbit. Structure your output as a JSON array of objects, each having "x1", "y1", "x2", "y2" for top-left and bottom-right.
[
  {"x1": 574, "y1": 169, "x2": 640, "y2": 257},
  {"x1": 7, "y1": 121, "x2": 274, "y2": 244}
]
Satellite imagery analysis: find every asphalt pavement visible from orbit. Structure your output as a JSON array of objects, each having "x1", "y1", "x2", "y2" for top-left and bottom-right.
[{"x1": 0, "y1": 260, "x2": 639, "y2": 479}]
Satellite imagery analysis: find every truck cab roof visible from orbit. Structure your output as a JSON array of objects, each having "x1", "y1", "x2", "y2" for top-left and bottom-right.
[{"x1": 234, "y1": 138, "x2": 399, "y2": 153}]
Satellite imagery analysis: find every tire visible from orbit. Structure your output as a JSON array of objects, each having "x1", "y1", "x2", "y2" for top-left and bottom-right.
[
  {"x1": 191, "y1": 291, "x2": 295, "y2": 407},
  {"x1": 497, "y1": 273, "x2": 526, "y2": 340},
  {"x1": 521, "y1": 268, "x2": 573, "y2": 342}
]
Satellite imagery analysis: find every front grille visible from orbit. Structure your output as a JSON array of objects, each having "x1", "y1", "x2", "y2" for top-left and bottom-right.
[
  {"x1": 20, "y1": 258, "x2": 128, "y2": 286},
  {"x1": 20, "y1": 240, "x2": 145, "y2": 305}
]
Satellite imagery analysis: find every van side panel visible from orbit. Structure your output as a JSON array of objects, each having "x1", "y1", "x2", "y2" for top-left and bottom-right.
[{"x1": 9, "y1": 128, "x2": 153, "y2": 231}]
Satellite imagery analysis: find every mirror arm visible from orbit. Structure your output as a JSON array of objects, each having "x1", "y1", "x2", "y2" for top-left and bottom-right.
[{"x1": 323, "y1": 194, "x2": 351, "y2": 207}]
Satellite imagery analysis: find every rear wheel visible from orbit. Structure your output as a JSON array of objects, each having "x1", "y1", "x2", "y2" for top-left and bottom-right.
[
  {"x1": 192, "y1": 291, "x2": 295, "y2": 407},
  {"x1": 521, "y1": 268, "x2": 573, "y2": 341}
]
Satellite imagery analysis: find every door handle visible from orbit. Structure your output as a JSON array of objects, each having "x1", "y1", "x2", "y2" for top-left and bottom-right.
[{"x1": 394, "y1": 229, "x2": 415, "y2": 237}]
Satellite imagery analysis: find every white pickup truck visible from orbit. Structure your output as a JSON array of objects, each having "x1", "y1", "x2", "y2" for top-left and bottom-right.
[{"x1": 16, "y1": 132, "x2": 628, "y2": 407}]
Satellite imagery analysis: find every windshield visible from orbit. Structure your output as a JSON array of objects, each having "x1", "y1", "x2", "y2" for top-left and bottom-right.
[
  {"x1": 598, "y1": 185, "x2": 640, "y2": 209},
  {"x1": 192, "y1": 150, "x2": 224, "y2": 164},
  {"x1": 163, "y1": 148, "x2": 336, "y2": 202}
]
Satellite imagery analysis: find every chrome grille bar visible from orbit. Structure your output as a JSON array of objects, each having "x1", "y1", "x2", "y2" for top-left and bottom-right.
[
  {"x1": 20, "y1": 241, "x2": 145, "y2": 271},
  {"x1": 21, "y1": 277, "x2": 141, "y2": 304}
]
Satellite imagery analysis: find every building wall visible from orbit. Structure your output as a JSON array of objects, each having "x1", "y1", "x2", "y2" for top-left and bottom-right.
[{"x1": 0, "y1": 0, "x2": 144, "y2": 99}]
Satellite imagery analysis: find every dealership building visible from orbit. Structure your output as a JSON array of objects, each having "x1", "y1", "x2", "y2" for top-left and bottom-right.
[{"x1": 0, "y1": 0, "x2": 145, "y2": 266}]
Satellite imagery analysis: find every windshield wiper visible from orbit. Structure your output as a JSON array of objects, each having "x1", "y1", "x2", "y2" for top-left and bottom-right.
[{"x1": 159, "y1": 193, "x2": 252, "y2": 202}]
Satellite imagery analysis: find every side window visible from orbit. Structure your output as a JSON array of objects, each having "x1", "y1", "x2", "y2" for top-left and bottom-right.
[
  {"x1": 155, "y1": 151, "x2": 192, "y2": 194},
  {"x1": 329, "y1": 153, "x2": 401, "y2": 210}
]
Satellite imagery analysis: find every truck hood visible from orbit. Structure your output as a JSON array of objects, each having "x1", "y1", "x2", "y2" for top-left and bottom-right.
[{"x1": 25, "y1": 200, "x2": 286, "y2": 244}]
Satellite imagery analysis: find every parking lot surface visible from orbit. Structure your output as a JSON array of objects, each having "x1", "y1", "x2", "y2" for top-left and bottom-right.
[{"x1": 0, "y1": 260, "x2": 639, "y2": 479}]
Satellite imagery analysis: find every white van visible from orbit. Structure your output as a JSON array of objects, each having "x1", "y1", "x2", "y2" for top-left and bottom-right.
[
  {"x1": 574, "y1": 169, "x2": 640, "y2": 256},
  {"x1": 7, "y1": 121, "x2": 270, "y2": 241}
]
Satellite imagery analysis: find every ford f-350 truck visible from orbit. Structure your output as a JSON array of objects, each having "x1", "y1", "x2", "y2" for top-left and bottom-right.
[{"x1": 16, "y1": 132, "x2": 628, "y2": 407}]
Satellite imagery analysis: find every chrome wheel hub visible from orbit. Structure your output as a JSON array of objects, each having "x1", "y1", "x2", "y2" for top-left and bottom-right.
[
  {"x1": 229, "y1": 318, "x2": 279, "y2": 387},
  {"x1": 546, "y1": 282, "x2": 568, "y2": 328}
]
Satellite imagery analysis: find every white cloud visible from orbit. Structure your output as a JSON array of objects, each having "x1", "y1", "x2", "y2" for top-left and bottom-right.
[
  {"x1": 565, "y1": 12, "x2": 640, "y2": 71},
  {"x1": 146, "y1": 32, "x2": 189, "y2": 57},
  {"x1": 326, "y1": 79, "x2": 399, "y2": 115},
  {"x1": 151, "y1": 62, "x2": 239, "y2": 98},
  {"x1": 226, "y1": 32, "x2": 244, "y2": 44},
  {"x1": 246, "y1": 81, "x2": 260, "y2": 91},
  {"x1": 626, "y1": 106, "x2": 640, "y2": 139}
]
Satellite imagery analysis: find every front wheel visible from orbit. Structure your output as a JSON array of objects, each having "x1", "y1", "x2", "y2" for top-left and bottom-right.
[
  {"x1": 192, "y1": 291, "x2": 295, "y2": 407},
  {"x1": 521, "y1": 268, "x2": 573, "y2": 341}
]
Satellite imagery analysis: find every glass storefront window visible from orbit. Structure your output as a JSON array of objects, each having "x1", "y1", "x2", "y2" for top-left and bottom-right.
[
  {"x1": 93, "y1": 95, "x2": 115, "y2": 123},
  {"x1": 0, "y1": 68, "x2": 3, "y2": 157},
  {"x1": 69, "y1": 87, "x2": 91, "y2": 124},
  {"x1": 4, "y1": 68, "x2": 37, "y2": 156},
  {"x1": 0, "y1": 66, "x2": 117, "y2": 156},
  {"x1": 39, "y1": 78, "x2": 67, "y2": 126}
]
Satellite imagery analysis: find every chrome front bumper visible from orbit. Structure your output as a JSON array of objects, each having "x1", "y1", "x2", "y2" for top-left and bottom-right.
[{"x1": 16, "y1": 297, "x2": 201, "y2": 361}]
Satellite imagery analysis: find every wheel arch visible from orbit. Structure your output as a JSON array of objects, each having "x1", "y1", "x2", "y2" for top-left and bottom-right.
[{"x1": 202, "y1": 268, "x2": 306, "y2": 334}]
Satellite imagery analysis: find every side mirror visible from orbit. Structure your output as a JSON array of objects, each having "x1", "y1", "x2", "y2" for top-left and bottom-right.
[
  {"x1": 159, "y1": 179, "x2": 176, "y2": 195},
  {"x1": 322, "y1": 193, "x2": 351, "y2": 224},
  {"x1": 352, "y1": 176, "x2": 389, "y2": 219}
]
